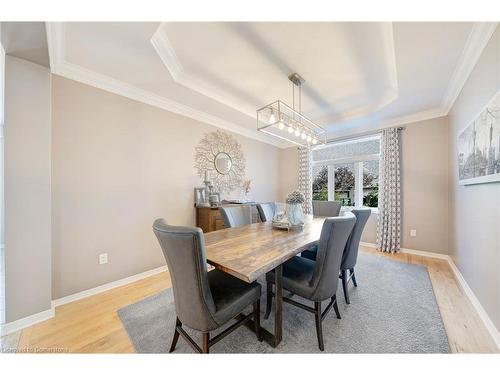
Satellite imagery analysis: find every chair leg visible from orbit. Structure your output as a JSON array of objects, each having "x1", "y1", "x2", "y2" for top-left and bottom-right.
[
  {"x1": 169, "y1": 317, "x2": 181, "y2": 353},
  {"x1": 332, "y1": 295, "x2": 341, "y2": 319},
  {"x1": 350, "y1": 268, "x2": 357, "y2": 287},
  {"x1": 314, "y1": 301, "x2": 324, "y2": 351},
  {"x1": 253, "y1": 299, "x2": 262, "y2": 341},
  {"x1": 264, "y1": 279, "x2": 273, "y2": 319},
  {"x1": 341, "y1": 269, "x2": 350, "y2": 304},
  {"x1": 201, "y1": 332, "x2": 210, "y2": 354}
]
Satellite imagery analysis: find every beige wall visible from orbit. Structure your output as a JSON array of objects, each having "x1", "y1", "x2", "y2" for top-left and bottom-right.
[
  {"x1": 1, "y1": 30, "x2": 5, "y2": 324},
  {"x1": 279, "y1": 116, "x2": 450, "y2": 253},
  {"x1": 278, "y1": 146, "x2": 299, "y2": 200},
  {"x1": 1, "y1": 31, "x2": 4, "y2": 245},
  {"x1": 449, "y1": 26, "x2": 500, "y2": 331},
  {"x1": 368, "y1": 117, "x2": 450, "y2": 251},
  {"x1": 6, "y1": 29, "x2": 495, "y2": 330},
  {"x1": 51, "y1": 76, "x2": 281, "y2": 299},
  {"x1": 399, "y1": 117, "x2": 450, "y2": 253},
  {"x1": 360, "y1": 215, "x2": 378, "y2": 244},
  {"x1": 4, "y1": 56, "x2": 52, "y2": 322}
]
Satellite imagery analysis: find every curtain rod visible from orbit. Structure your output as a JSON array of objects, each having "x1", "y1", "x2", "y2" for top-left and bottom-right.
[{"x1": 322, "y1": 126, "x2": 405, "y2": 146}]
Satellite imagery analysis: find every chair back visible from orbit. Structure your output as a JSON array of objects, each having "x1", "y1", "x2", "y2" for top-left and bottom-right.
[
  {"x1": 152, "y1": 219, "x2": 217, "y2": 331},
  {"x1": 312, "y1": 200, "x2": 342, "y2": 217},
  {"x1": 310, "y1": 214, "x2": 356, "y2": 301},
  {"x1": 341, "y1": 209, "x2": 371, "y2": 270},
  {"x1": 256, "y1": 202, "x2": 276, "y2": 222},
  {"x1": 219, "y1": 205, "x2": 252, "y2": 228}
]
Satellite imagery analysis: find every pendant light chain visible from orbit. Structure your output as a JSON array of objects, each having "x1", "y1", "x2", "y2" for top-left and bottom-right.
[{"x1": 299, "y1": 85, "x2": 302, "y2": 114}]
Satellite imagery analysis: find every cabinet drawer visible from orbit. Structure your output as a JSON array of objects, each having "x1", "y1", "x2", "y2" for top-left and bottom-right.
[{"x1": 214, "y1": 218, "x2": 226, "y2": 231}]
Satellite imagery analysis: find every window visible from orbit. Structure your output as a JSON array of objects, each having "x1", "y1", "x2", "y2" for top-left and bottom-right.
[{"x1": 312, "y1": 135, "x2": 380, "y2": 209}]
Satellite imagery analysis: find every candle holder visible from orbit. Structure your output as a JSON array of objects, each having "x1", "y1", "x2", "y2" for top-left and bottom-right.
[{"x1": 203, "y1": 171, "x2": 221, "y2": 207}]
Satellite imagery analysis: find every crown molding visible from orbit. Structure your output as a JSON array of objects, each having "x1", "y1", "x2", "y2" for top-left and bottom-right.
[
  {"x1": 442, "y1": 22, "x2": 498, "y2": 114},
  {"x1": 152, "y1": 22, "x2": 400, "y2": 125},
  {"x1": 150, "y1": 25, "x2": 183, "y2": 81},
  {"x1": 151, "y1": 23, "x2": 257, "y2": 119},
  {"x1": 320, "y1": 90, "x2": 398, "y2": 125},
  {"x1": 320, "y1": 23, "x2": 399, "y2": 125},
  {"x1": 46, "y1": 21, "x2": 480, "y2": 148},
  {"x1": 46, "y1": 21, "x2": 65, "y2": 71},
  {"x1": 374, "y1": 106, "x2": 447, "y2": 129},
  {"x1": 54, "y1": 61, "x2": 284, "y2": 147},
  {"x1": 45, "y1": 22, "x2": 285, "y2": 148},
  {"x1": 325, "y1": 106, "x2": 447, "y2": 141}
]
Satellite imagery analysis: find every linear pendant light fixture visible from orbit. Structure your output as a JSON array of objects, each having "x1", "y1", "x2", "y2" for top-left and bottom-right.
[{"x1": 257, "y1": 73, "x2": 326, "y2": 147}]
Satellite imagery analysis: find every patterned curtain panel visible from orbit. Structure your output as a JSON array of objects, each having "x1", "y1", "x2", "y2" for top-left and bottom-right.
[
  {"x1": 377, "y1": 128, "x2": 402, "y2": 253},
  {"x1": 298, "y1": 147, "x2": 313, "y2": 215}
]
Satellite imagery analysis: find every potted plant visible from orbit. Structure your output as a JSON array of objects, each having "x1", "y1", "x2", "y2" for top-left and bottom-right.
[{"x1": 286, "y1": 190, "x2": 305, "y2": 226}]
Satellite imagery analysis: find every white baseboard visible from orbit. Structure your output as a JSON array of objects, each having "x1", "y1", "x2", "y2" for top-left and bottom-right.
[
  {"x1": 360, "y1": 241, "x2": 449, "y2": 260},
  {"x1": 3, "y1": 246, "x2": 499, "y2": 351},
  {"x1": 360, "y1": 241, "x2": 500, "y2": 350},
  {"x1": 52, "y1": 265, "x2": 168, "y2": 308},
  {"x1": 1, "y1": 308, "x2": 55, "y2": 336},
  {"x1": 1, "y1": 265, "x2": 168, "y2": 336},
  {"x1": 359, "y1": 241, "x2": 377, "y2": 249},
  {"x1": 447, "y1": 259, "x2": 500, "y2": 350},
  {"x1": 399, "y1": 247, "x2": 450, "y2": 260}
]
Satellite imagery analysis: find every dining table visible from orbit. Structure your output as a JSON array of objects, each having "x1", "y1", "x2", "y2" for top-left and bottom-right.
[{"x1": 204, "y1": 214, "x2": 326, "y2": 348}]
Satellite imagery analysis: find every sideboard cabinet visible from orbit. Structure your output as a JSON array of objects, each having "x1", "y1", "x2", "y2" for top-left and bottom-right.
[{"x1": 195, "y1": 204, "x2": 261, "y2": 233}]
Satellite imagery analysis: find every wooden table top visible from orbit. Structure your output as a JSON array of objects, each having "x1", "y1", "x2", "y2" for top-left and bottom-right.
[{"x1": 205, "y1": 215, "x2": 325, "y2": 283}]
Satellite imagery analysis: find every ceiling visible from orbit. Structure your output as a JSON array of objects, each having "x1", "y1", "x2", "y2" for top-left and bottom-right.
[{"x1": 47, "y1": 22, "x2": 498, "y2": 147}]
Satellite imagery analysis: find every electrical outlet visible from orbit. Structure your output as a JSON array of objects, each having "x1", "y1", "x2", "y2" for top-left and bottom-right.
[
  {"x1": 410, "y1": 229, "x2": 417, "y2": 237},
  {"x1": 99, "y1": 253, "x2": 108, "y2": 265}
]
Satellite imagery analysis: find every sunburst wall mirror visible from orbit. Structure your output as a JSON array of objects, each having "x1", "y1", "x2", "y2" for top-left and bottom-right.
[{"x1": 194, "y1": 130, "x2": 246, "y2": 194}]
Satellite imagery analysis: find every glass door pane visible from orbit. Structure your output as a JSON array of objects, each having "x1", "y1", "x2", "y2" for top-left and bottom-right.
[
  {"x1": 334, "y1": 163, "x2": 355, "y2": 206},
  {"x1": 363, "y1": 160, "x2": 379, "y2": 207},
  {"x1": 312, "y1": 165, "x2": 328, "y2": 201}
]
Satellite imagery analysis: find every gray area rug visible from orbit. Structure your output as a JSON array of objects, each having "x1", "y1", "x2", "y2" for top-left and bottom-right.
[{"x1": 118, "y1": 253, "x2": 449, "y2": 353}]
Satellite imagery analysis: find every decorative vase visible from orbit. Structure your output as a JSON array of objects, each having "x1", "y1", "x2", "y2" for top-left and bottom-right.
[{"x1": 287, "y1": 203, "x2": 304, "y2": 226}]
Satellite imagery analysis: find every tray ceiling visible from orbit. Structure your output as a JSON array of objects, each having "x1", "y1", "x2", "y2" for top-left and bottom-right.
[{"x1": 47, "y1": 22, "x2": 497, "y2": 147}]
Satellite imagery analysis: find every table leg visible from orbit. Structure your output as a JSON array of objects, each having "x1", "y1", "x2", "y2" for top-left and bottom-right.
[
  {"x1": 239, "y1": 264, "x2": 284, "y2": 348},
  {"x1": 273, "y1": 264, "x2": 283, "y2": 346}
]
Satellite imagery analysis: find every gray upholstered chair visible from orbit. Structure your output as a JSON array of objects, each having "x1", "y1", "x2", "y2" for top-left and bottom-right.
[
  {"x1": 338, "y1": 209, "x2": 371, "y2": 303},
  {"x1": 219, "y1": 205, "x2": 252, "y2": 228},
  {"x1": 302, "y1": 209, "x2": 371, "y2": 304},
  {"x1": 312, "y1": 200, "x2": 342, "y2": 217},
  {"x1": 264, "y1": 214, "x2": 356, "y2": 351},
  {"x1": 256, "y1": 202, "x2": 276, "y2": 222},
  {"x1": 153, "y1": 219, "x2": 262, "y2": 353}
]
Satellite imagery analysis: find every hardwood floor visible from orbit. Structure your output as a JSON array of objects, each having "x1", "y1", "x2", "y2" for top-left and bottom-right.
[
  {"x1": 12, "y1": 272, "x2": 171, "y2": 353},
  {"x1": 2, "y1": 247, "x2": 498, "y2": 353}
]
